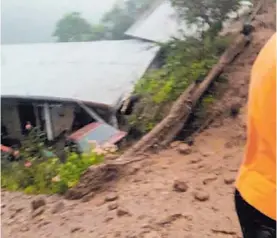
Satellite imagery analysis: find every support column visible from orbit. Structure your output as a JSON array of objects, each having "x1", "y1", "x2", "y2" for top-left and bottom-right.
[
  {"x1": 110, "y1": 113, "x2": 119, "y2": 128},
  {"x1": 43, "y1": 103, "x2": 54, "y2": 141}
]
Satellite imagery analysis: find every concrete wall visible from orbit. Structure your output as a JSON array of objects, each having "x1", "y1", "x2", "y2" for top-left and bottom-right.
[
  {"x1": 1, "y1": 100, "x2": 22, "y2": 140},
  {"x1": 1, "y1": 99, "x2": 114, "y2": 143},
  {"x1": 50, "y1": 104, "x2": 75, "y2": 138}
]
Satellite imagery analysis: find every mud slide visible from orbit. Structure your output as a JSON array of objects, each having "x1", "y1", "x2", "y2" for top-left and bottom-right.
[
  {"x1": 63, "y1": 0, "x2": 276, "y2": 200},
  {"x1": 1, "y1": 1, "x2": 276, "y2": 237}
]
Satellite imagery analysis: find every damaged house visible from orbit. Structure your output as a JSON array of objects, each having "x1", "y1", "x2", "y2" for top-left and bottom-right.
[
  {"x1": 1, "y1": 40, "x2": 159, "y2": 147},
  {"x1": 124, "y1": 0, "x2": 253, "y2": 43}
]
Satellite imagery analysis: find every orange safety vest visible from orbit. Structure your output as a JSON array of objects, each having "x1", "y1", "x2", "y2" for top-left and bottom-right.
[{"x1": 236, "y1": 33, "x2": 276, "y2": 220}]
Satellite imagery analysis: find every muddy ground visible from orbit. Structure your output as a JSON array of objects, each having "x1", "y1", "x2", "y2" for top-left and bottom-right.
[
  {"x1": 2, "y1": 113, "x2": 246, "y2": 238},
  {"x1": 1, "y1": 2, "x2": 276, "y2": 238}
]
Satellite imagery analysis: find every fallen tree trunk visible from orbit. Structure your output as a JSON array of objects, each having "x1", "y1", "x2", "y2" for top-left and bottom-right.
[
  {"x1": 65, "y1": 1, "x2": 267, "y2": 199},
  {"x1": 121, "y1": 34, "x2": 250, "y2": 158},
  {"x1": 121, "y1": 0, "x2": 266, "y2": 157},
  {"x1": 65, "y1": 35, "x2": 250, "y2": 200}
]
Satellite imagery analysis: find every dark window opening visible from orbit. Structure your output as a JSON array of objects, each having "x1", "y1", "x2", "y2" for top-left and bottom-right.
[
  {"x1": 17, "y1": 102, "x2": 36, "y2": 135},
  {"x1": 71, "y1": 106, "x2": 95, "y2": 132}
]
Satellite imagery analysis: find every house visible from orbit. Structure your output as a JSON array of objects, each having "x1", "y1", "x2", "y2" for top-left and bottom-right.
[{"x1": 1, "y1": 40, "x2": 160, "y2": 144}]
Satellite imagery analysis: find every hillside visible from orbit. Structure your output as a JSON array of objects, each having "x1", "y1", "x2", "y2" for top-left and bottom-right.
[{"x1": 1, "y1": 1, "x2": 276, "y2": 238}]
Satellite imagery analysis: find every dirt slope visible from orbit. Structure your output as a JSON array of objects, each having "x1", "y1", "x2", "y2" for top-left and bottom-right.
[
  {"x1": 1, "y1": 2, "x2": 276, "y2": 238},
  {"x1": 2, "y1": 113, "x2": 246, "y2": 238}
]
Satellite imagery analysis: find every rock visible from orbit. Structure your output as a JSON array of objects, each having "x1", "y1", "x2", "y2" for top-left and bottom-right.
[
  {"x1": 202, "y1": 175, "x2": 217, "y2": 185},
  {"x1": 71, "y1": 227, "x2": 83, "y2": 233},
  {"x1": 116, "y1": 208, "x2": 131, "y2": 217},
  {"x1": 223, "y1": 154, "x2": 233, "y2": 160},
  {"x1": 51, "y1": 201, "x2": 65, "y2": 214},
  {"x1": 230, "y1": 103, "x2": 241, "y2": 118},
  {"x1": 173, "y1": 180, "x2": 189, "y2": 193},
  {"x1": 129, "y1": 164, "x2": 141, "y2": 175},
  {"x1": 105, "y1": 216, "x2": 114, "y2": 223},
  {"x1": 144, "y1": 168, "x2": 152, "y2": 174},
  {"x1": 108, "y1": 202, "x2": 118, "y2": 211},
  {"x1": 31, "y1": 197, "x2": 46, "y2": 211},
  {"x1": 1, "y1": 203, "x2": 6, "y2": 209},
  {"x1": 20, "y1": 226, "x2": 30, "y2": 232},
  {"x1": 170, "y1": 141, "x2": 181, "y2": 148},
  {"x1": 212, "y1": 120, "x2": 223, "y2": 128},
  {"x1": 105, "y1": 193, "x2": 118, "y2": 202},
  {"x1": 138, "y1": 214, "x2": 147, "y2": 220},
  {"x1": 81, "y1": 192, "x2": 95, "y2": 203},
  {"x1": 10, "y1": 207, "x2": 24, "y2": 219},
  {"x1": 157, "y1": 213, "x2": 183, "y2": 226},
  {"x1": 211, "y1": 206, "x2": 219, "y2": 212},
  {"x1": 211, "y1": 227, "x2": 236, "y2": 235},
  {"x1": 225, "y1": 141, "x2": 236, "y2": 149},
  {"x1": 65, "y1": 190, "x2": 84, "y2": 200},
  {"x1": 177, "y1": 144, "x2": 192, "y2": 155},
  {"x1": 114, "y1": 231, "x2": 121, "y2": 237},
  {"x1": 193, "y1": 191, "x2": 210, "y2": 202},
  {"x1": 126, "y1": 235, "x2": 138, "y2": 238},
  {"x1": 38, "y1": 220, "x2": 51, "y2": 228},
  {"x1": 224, "y1": 175, "x2": 235, "y2": 185},
  {"x1": 144, "y1": 231, "x2": 161, "y2": 238},
  {"x1": 96, "y1": 200, "x2": 106, "y2": 207},
  {"x1": 189, "y1": 158, "x2": 201, "y2": 164},
  {"x1": 200, "y1": 150, "x2": 214, "y2": 157},
  {"x1": 32, "y1": 207, "x2": 45, "y2": 218}
]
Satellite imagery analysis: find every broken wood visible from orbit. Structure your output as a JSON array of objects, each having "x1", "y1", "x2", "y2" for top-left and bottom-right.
[{"x1": 65, "y1": 35, "x2": 250, "y2": 200}]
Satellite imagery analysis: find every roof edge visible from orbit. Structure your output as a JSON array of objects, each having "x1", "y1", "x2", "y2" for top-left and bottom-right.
[
  {"x1": 1, "y1": 95, "x2": 112, "y2": 110},
  {"x1": 124, "y1": 0, "x2": 165, "y2": 40}
]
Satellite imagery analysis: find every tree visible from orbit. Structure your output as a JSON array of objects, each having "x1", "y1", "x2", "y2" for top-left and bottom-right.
[
  {"x1": 171, "y1": 0, "x2": 241, "y2": 35},
  {"x1": 53, "y1": 12, "x2": 93, "y2": 42},
  {"x1": 53, "y1": 0, "x2": 153, "y2": 42}
]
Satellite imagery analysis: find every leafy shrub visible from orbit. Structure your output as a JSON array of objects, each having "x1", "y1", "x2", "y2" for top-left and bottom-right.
[
  {"x1": 1, "y1": 152, "x2": 104, "y2": 195},
  {"x1": 130, "y1": 35, "x2": 229, "y2": 133},
  {"x1": 1, "y1": 126, "x2": 111, "y2": 195}
]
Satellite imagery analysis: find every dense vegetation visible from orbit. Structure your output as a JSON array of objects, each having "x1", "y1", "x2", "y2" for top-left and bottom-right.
[
  {"x1": 127, "y1": 0, "x2": 245, "y2": 134},
  {"x1": 128, "y1": 36, "x2": 230, "y2": 134},
  {"x1": 1, "y1": 126, "x2": 116, "y2": 195}
]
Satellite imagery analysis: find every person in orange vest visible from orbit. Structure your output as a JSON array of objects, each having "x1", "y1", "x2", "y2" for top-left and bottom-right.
[{"x1": 235, "y1": 32, "x2": 276, "y2": 237}]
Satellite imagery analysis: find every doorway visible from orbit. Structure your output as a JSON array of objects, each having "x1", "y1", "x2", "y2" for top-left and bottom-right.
[{"x1": 17, "y1": 102, "x2": 36, "y2": 135}]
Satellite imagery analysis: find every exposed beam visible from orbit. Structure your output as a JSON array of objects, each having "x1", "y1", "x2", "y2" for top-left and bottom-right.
[
  {"x1": 43, "y1": 103, "x2": 54, "y2": 141},
  {"x1": 77, "y1": 101, "x2": 106, "y2": 124}
]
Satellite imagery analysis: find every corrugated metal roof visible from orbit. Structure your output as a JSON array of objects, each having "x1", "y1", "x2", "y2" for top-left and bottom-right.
[
  {"x1": 124, "y1": 0, "x2": 198, "y2": 43},
  {"x1": 125, "y1": 0, "x2": 253, "y2": 44},
  {"x1": 1, "y1": 40, "x2": 160, "y2": 107}
]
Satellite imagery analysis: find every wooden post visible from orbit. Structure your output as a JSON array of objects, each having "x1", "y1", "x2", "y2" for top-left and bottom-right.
[{"x1": 43, "y1": 103, "x2": 54, "y2": 141}]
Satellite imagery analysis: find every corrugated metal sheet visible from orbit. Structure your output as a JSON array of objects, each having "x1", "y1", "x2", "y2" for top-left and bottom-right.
[
  {"x1": 1, "y1": 40, "x2": 160, "y2": 106},
  {"x1": 125, "y1": 0, "x2": 252, "y2": 43},
  {"x1": 124, "y1": 0, "x2": 198, "y2": 43}
]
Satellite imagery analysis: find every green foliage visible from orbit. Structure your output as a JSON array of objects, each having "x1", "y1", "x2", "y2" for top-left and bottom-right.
[
  {"x1": 1, "y1": 127, "x2": 104, "y2": 195},
  {"x1": 171, "y1": 0, "x2": 241, "y2": 31},
  {"x1": 130, "y1": 35, "x2": 229, "y2": 133},
  {"x1": 53, "y1": 12, "x2": 94, "y2": 42},
  {"x1": 53, "y1": 0, "x2": 152, "y2": 42},
  {"x1": 1, "y1": 154, "x2": 103, "y2": 195}
]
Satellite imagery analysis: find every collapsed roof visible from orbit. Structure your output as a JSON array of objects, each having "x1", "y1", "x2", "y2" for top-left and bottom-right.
[
  {"x1": 124, "y1": 0, "x2": 198, "y2": 43},
  {"x1": 124, "y1": 0, "x2": 253, "y2": 44},
  {"x1": 1, "y1": 40, "x2": 160, "y2": 107}
]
